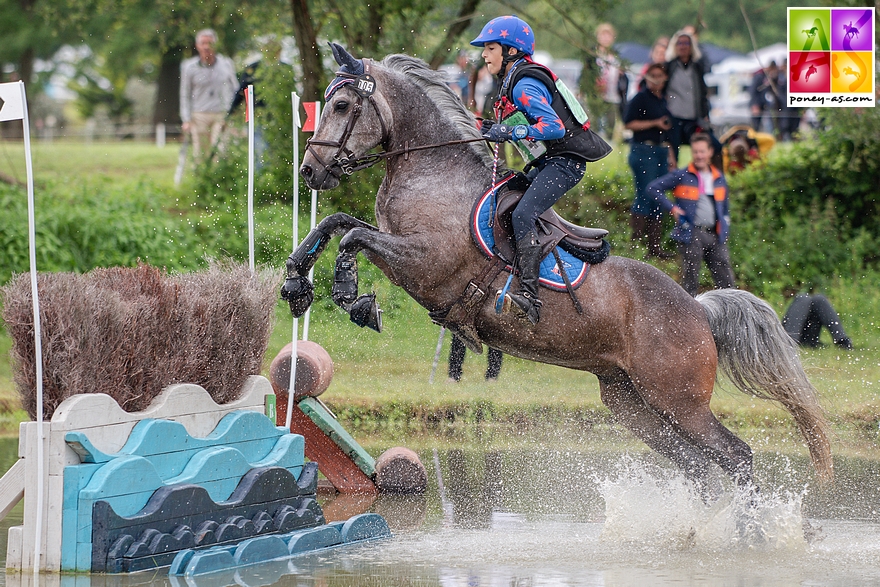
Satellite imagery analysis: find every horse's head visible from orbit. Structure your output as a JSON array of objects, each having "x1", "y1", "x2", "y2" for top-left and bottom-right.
[{"x1": 300, "y1": 43, "x2": 392, "y2": 190}]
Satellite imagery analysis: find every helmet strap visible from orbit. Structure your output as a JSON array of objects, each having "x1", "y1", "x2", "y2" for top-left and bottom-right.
[{"x1": 497, "y1": 48, "x2": 526, "y2": 80}]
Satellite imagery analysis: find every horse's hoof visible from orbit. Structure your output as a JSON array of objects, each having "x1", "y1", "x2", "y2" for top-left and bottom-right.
[
  {"x1": 280, "y1": 276, "x2": 314, "y2": 317},
  {"x1": 349, "y1": 293, "x2": 383, "y2": 332}
]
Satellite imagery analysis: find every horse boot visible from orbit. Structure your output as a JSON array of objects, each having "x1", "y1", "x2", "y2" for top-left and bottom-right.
[{"x1": 508, "y1": 233, "x2": 543, "y2": 325}]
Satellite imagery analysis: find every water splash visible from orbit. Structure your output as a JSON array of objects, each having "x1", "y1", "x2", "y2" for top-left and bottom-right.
[{"x1": 596, "y1": 456, "x2": 807, "y2": 551}]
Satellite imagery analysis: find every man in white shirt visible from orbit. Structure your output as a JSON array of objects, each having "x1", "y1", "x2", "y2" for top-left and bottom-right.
[{"x1": 179, "y1": 29, "x2": 238, "y2": 160}]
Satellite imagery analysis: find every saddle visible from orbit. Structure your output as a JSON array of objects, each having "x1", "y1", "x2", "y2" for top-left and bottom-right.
[
  {"x1": 429, "y1": 177, "x2": 611, "y2": 353},
  {"x1": 491, "y1": 187, "x2": 609, "y2": 264}
]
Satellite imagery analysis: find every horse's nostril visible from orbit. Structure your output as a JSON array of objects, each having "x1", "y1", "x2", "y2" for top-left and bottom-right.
[{"x1": 300, "y1": 165, "x2": 312, "y2": 178}]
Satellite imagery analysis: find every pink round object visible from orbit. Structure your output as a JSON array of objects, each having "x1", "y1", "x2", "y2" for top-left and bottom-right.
[
  {"x1": 374, "y1": 447, "x2": 427, "y2": 494},
  {"x1": 269, "y1": 341, "x2": 334, "y2": 401}
]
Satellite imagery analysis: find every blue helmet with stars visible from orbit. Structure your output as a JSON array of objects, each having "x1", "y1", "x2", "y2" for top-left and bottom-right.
[{"x1": 470, "y1": 15, "x2": 535, "y2": 56}]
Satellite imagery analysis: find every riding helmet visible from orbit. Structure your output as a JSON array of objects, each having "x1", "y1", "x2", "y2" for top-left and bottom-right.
[{"x1": 470, "y1": 15, "x2": 535, "y2": 56}]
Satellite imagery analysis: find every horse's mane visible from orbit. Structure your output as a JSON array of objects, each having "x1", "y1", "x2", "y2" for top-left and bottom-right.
[{"x1": 380, "y1": 54, "x2": 495, "y2": 168}]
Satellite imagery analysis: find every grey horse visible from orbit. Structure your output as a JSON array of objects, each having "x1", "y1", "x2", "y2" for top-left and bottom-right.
[{"x1": 283, "y1": 44, "x2": 833, "y2": 491}]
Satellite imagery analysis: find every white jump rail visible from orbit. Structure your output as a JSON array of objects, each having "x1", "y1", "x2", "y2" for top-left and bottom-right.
[{"x1": 1, "y1": 375, "x2": 273, "y2": 573}]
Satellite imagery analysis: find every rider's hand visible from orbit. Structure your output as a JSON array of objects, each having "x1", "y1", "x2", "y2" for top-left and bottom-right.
[{"x1": 482, "y1": 123, "x2": 528, "y2": 143}]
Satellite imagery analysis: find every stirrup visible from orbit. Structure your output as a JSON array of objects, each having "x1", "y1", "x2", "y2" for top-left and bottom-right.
[
  {"x1": 494, "y1": 289, "x2": 512, "y2": 313},
  {"x1": 508, "y1": 291, "x2": 542, "y2": 325}
]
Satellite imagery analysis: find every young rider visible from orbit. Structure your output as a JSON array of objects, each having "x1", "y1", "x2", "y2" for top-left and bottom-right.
[{"x1": 471, "y1": 15, "x2": 610, "y2": 324}]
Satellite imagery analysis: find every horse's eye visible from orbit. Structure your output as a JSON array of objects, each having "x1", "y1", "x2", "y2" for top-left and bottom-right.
[{"x1": 334, "y1": 100, "x2": 349, "y2": 113}]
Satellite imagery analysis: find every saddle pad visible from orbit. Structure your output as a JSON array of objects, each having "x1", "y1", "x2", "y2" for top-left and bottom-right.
[{"x1": 471, "y1": 182, "x2": 590, "y2": 292}]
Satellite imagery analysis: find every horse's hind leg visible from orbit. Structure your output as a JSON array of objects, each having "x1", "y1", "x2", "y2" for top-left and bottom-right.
[
  {"x1": 671, "y1": 406, "x2": 755, "y2": 490},
  {"x1": 637, "y1": 366, "x2": 756, "y2": 488},
  {"x1": 598, "y1": 371, "x2": 713, "y2": 491}
]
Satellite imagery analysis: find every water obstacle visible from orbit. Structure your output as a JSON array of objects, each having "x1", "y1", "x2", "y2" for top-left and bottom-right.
[{"x1": 0, "y1": 375, "x2": 392, "y2": 575}]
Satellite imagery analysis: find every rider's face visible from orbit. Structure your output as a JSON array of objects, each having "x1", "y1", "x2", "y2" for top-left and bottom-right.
[{"x1": 482, "y1": 42, "x2": 508, "y2": 76}]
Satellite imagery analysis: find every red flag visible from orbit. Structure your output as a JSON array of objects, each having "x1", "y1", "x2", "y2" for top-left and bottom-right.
[
  {"x1": 244, "y1": 87, "x2": 251, "y2": 122},
  {"x1": 302, "y1": 102, "x2": 319, "y2": 132}
]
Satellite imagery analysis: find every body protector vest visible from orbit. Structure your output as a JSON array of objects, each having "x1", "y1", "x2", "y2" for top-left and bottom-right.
[{"x1": 496, "y1": 60, "x2": 612, "y2": 166}]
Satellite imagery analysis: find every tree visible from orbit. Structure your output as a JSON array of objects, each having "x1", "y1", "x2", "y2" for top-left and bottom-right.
[
  {"x1": 291, "y1": 0, "x2": 324, "y2": 101},
  {"x1": 39, "y1": 0, "x2": 266, "y2": 128},
  {"x1": 0, "y1": 0, "x2": 70, "y2": 137}
]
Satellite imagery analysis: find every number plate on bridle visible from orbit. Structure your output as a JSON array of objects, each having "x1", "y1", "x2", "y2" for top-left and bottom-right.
[{"x1": 353, "y1": 75, "x2": 376, "y2": 97}]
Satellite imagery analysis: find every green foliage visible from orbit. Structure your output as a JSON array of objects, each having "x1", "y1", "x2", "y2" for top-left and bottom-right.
[
  {"x1": 67, "y1": 53, "x2": 134, "y2": 122},
  {"x1": 0, "y1": 180, "x2": 207, "y2": 285},
  {"x1": 729, "y1": 107, "x2": 880, "y2": 296}
]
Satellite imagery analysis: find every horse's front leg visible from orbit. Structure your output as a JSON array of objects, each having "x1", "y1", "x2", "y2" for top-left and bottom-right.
[
  {"x1": 281, "y1": 213, "x2": 378, "y2": 317},
  {"x1": 329, "y1": 227, "x2": 397, "y2": 332},
  {"x1": 331, "y1": 246, "x2": 383, "y2": 332}
]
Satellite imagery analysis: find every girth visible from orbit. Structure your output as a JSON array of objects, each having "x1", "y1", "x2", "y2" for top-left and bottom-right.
[{"x1": 429, "y1": 256, "x2": 507, "y2": 354}]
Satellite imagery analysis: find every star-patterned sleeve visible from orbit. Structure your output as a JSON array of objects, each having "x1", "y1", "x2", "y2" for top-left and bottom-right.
[{"x1": 511, "y1": 76, "x2": 566, "y2": 141}]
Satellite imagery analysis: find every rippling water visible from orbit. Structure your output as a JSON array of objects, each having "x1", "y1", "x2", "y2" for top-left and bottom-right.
[{"x1": 2, "y1": 440, "x2": 879, "y2": 586}]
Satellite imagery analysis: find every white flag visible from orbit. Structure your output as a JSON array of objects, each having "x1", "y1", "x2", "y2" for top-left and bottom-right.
[
  {"x1": 0, "y1": 81, "x2": 25, "y2": 122},
  {"x1": 292, "y1": 92, "x2": 301, "y2": 129}
]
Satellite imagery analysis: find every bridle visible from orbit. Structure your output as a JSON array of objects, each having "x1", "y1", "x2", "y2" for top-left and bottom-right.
[
  {"x1": 305, "y1": 63, "x2": 486, "y2": 178},
  {"x1": 305, "y1": 65, "x2": 390, "y2": 178}
]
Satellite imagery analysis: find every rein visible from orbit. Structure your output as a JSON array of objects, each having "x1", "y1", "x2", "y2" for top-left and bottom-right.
[
  {"x1": 332, "y1": 137, "x2": 487, "y2": 175},
  {"x1": 306, "y1": 64, "x2": 487, "y2": 177}
]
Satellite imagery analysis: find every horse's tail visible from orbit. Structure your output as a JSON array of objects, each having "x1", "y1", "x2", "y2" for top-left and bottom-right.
[{"x1": 696, "y1": 289, "x2": 834, "y2": 484}]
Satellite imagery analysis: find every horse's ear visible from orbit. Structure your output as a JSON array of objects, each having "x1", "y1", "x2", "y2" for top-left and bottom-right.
[{"x1": 328, "y1": 42, "x2": 364, "y2": 75}]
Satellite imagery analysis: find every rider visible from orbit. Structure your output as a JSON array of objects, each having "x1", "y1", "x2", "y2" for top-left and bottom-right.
[{"x1": 471, "y1": 15, "x2": 610, "y2": 324}]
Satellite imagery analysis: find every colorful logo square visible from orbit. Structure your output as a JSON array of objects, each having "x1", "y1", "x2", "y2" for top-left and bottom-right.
[
  {"x1": 830, "y1": 9, "x2": 873, "y2": 52},
  {"x1": 790, "y1": 52, "x2": 830, "y2": 93},
  {"x1": 789, "y1": 9, "x2": 831, "y2": 51},
  {"x1": 831, "y1": 52, "x2": 872, "y2": 93}
]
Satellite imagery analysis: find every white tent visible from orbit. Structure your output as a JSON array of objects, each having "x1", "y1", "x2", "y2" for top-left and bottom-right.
[{"x1": 711, "y1": 43, "x2": 788, "y2": 75}]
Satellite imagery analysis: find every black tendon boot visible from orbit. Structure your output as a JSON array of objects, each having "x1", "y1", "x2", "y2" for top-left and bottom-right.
[{"x1": 508, "y1": 233, "x2": 543, "y2": 325}]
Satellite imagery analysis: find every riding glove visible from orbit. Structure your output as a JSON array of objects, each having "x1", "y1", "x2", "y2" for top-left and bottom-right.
[{"x1": 481, "y1": 122, "x2": 529, "y2": 143}]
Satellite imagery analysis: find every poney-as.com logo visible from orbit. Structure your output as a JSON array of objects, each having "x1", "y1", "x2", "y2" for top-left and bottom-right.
[{"x1": 787, "y1": 7, "x2": 875, "y2": 107}]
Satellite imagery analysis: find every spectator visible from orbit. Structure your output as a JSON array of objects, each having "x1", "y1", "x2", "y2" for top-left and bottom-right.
[
  {"x1": 623, "y1": 62, "x2": 676, "y2": 259},
  {"x1": 449, "y1": 51, "x2": 473, "y2": 104},
  {"x1": 447, "y1": 335, "x2": 503, "y2": 383},
  {"x1": 470, "y1": 64, "x2": 496, "y2": 116},
  {"x1": 664, "y1": 29, "x2": 720, "y2": 166},
  {"x1": 227, "y1": 40, "x2": 289, "y2": 170},
  {"x1": 594, "y1": 23, "x2": 627, "y2": 139},
  {"x1": 783, "y1": 294, "x2": 852, "y2": 350},
  {"x1": 775, "y1": 59, "x2": 802, "y2": 141},
  {"x1": 680, "y1": 24, "x2": 710, "y2": 69},
  {"x1": 179, "y1": 29, "x2": 238, "y2": 161},
  {"x1": 637, "y1": 37, "x2": 669, "y2": 88},
  {"x1": 718, "y1": 125, "x2": 775, "y2": 175},
  {"x1": 749, "y1": 61, "x2": 782, "y2": 135},
  {"x1": 645, "y1": 133, "x2": 735, "y2": 296}
]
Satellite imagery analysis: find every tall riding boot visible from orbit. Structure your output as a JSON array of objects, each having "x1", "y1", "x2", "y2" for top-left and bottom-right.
[
  {"x1": 645, "y1": 216, "x2": 675, "y2": 259},
  {"x1": 508, "y1": 233, "x2": 543, "y2": 325}
]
